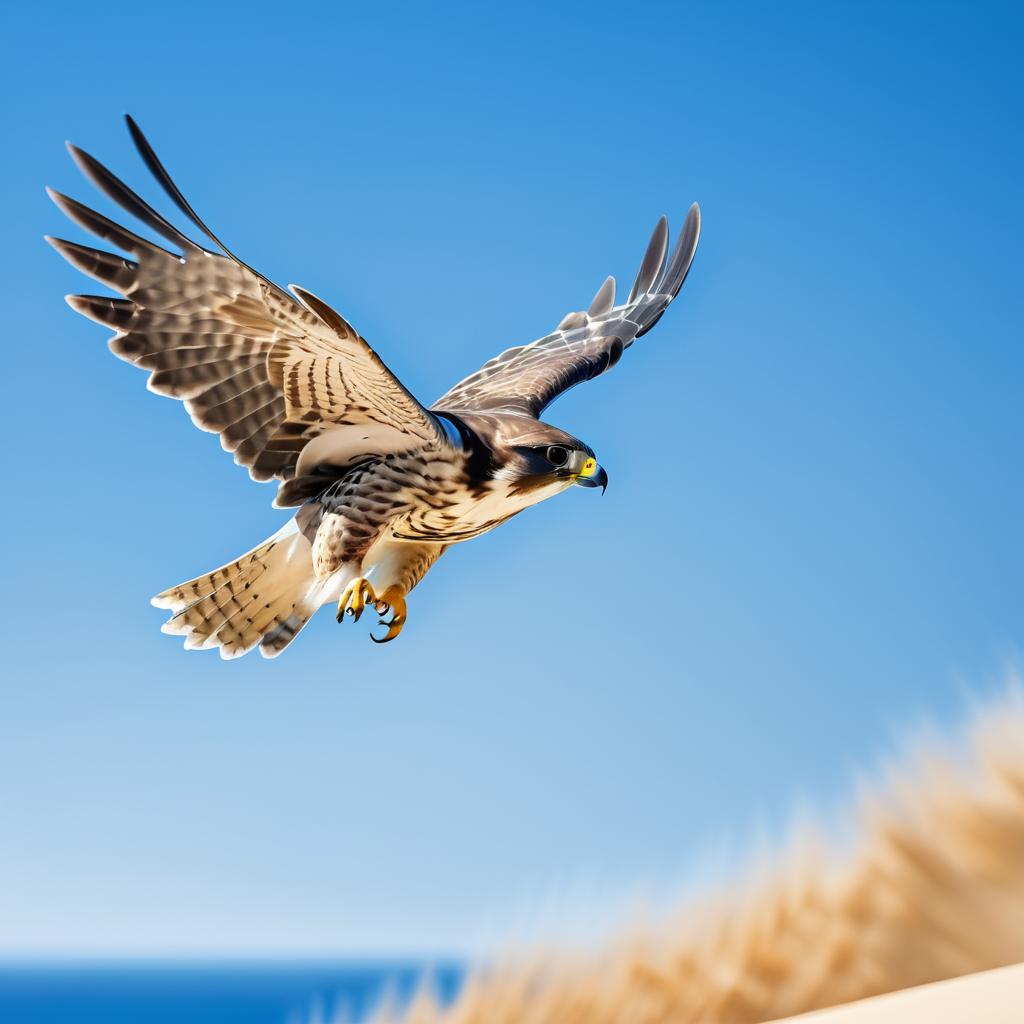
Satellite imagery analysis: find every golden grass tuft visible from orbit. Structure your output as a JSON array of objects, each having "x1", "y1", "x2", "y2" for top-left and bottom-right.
[{"x1": 390, "y1": 689, "x2": 1024, "y2": 1024}]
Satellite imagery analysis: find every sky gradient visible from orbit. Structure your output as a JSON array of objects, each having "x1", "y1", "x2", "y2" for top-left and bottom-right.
[{"x1": 2, "y1": 0, "x2": 1022, "y2": 957}]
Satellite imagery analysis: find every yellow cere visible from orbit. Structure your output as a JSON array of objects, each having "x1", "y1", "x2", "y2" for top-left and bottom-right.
[{"x1": 579, "y1": 457, "x2": 597, "y2": 477}]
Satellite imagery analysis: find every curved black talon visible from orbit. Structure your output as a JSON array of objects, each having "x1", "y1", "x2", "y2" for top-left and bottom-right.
[
  {"x1": 369, "y1": 606, "x2": 404, "y2": 643},
  {"x1": 370, "y1": 618, "x2": 395, "y2": 644}
]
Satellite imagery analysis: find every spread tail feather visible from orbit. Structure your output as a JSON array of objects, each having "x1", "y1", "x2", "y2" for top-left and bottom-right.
[{"x1": 152, "y1": 521, "x2": 321, "y2": 659}]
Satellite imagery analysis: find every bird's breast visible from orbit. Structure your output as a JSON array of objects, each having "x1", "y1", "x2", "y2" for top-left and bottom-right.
[{"x1": 390, "y1": 481, "x2": 531, "y2": 543}]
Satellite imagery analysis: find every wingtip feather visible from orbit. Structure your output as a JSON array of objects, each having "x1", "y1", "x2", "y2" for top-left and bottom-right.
[
  {"x1": 587, "y1": 275, "x2": 616, "y2": 318},
  {"x1": 628, "y1": 216, "x2": 670, "y2": 303},
  {"x1": 123, "y1": 113, "x2": 146, "y2": 152},
  {"x1": 65, "y1": 292, "x2": 135, "y2": 329},
  {"x1": 65, "y1": 141, "x2": 90, "y2": 171},
  {"x1": 664, "y1": 203, "x2": 701, "y2": 298}
]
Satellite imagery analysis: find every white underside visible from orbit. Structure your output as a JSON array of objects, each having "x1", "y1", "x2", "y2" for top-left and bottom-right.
[
  {"x1": 301, "y1": 476, "x2": 570, "y2": 609},
  {"x1": 306, "y1": 535, "x2": 419, "y2": 609}
]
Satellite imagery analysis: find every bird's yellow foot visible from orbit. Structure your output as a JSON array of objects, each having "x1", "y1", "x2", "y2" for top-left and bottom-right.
[
  {"x1": 337, "y1": 579, "x2": 408, "y2": 642},
  {"x1": 337, "y1": 577, "x2": 378, "y2": 623},
  {"x1": 370, "y1": 586, "x2": 408, "y2": 644}
]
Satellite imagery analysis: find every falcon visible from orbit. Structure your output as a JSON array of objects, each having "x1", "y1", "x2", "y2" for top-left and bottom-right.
[{"x1": 47, "y1": 117, "x2": 700, "y2": 658}]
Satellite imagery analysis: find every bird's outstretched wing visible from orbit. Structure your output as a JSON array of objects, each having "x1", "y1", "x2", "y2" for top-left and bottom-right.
[
  {"x1": 47, "y1": 116, "x2": 446, "y2": 503},
  {"x1": 434, "y1": 205, "x2": 700, "y2": 419}
]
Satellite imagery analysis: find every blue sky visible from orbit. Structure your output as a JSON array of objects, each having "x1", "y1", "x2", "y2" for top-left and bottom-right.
[{"x1": 1, "y1": 0, "x2": 1022, "y2": 957}]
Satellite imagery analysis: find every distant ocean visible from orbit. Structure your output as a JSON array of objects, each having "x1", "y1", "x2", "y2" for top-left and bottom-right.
[{"x1": 0, "y1": 962, "x2": 464, "y2": 1024}]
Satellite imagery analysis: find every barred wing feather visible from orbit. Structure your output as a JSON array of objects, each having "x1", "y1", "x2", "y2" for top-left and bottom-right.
[
  {"x1": 434, "y1": 204, "x2": 700, "y2": 419},
  {"x1": 47, "y1": 116, "x2": 444, "y2": 502}
]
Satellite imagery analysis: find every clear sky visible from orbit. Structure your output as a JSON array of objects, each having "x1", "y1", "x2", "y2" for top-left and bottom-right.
[{"x1": 2, "y1": 0, "x2": 1022, "y2": 959}]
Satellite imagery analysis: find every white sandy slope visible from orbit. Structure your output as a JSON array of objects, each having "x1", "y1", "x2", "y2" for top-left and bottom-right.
[{"x1": 772, "y1": 961, "x2": 1024, "y2": 1023}]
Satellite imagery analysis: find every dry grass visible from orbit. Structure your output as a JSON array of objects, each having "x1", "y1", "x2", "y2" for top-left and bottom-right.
[{"x1": 389, "y1": 689, "x2": 1024, "y2": 1024}]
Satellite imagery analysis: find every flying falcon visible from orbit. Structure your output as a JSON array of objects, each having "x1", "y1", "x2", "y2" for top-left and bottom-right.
[{"x1": 47, "y1": 117, "x2": 701, "y2": 658}]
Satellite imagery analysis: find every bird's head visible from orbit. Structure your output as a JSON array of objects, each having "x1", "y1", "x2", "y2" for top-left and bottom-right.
[{"x1": 490, "y1": 417, "x2": 608, "y2": 499}]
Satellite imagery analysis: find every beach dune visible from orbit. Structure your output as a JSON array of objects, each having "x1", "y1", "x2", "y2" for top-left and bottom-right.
[
  {"x1": 394, "y1": 691, "x2": 1024, "y2": 1023},
  {"x1": 771, "y1": 962, "x2": 1024, "y2": 1024}
]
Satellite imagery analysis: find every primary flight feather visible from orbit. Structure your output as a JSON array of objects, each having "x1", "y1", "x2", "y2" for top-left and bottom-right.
[{"x1": 47, "y1": 116, "x2": 700, "y2": 658}]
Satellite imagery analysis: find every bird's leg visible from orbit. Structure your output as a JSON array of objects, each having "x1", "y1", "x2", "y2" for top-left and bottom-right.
[
  {"x1": 336, "y1": 577, "x2": 379, "y2": 623},
  {"x1": 370, "y1": 586, "x2": 408, "y2": 644},
  {"x1": 336, "y1": 579, "x2": 408, "y2": 642}
]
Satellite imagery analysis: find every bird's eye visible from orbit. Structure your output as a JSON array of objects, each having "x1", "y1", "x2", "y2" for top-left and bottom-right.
[{"x1": 546, "y1": 445, "x2": 570, "y2": 467}]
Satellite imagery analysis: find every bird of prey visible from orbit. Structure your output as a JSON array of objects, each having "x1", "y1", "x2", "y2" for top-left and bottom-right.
[{"x1": 47, "y1": 117, "x2": 700, "y2": 658}]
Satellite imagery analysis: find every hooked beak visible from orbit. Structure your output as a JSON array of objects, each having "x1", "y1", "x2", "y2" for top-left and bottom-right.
[{"x1": 573, "y1": 457, "x2": 608, "y2": 495}]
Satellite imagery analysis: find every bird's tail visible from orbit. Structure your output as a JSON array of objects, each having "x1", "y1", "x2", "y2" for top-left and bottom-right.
[{"x1": 152, "y1": 521, "x2": 321, "y2": 659}]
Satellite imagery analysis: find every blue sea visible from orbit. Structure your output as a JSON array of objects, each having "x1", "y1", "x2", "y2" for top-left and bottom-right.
[{"x1": 0, "y1": 963, "x2": 464, "y2": 1024}]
